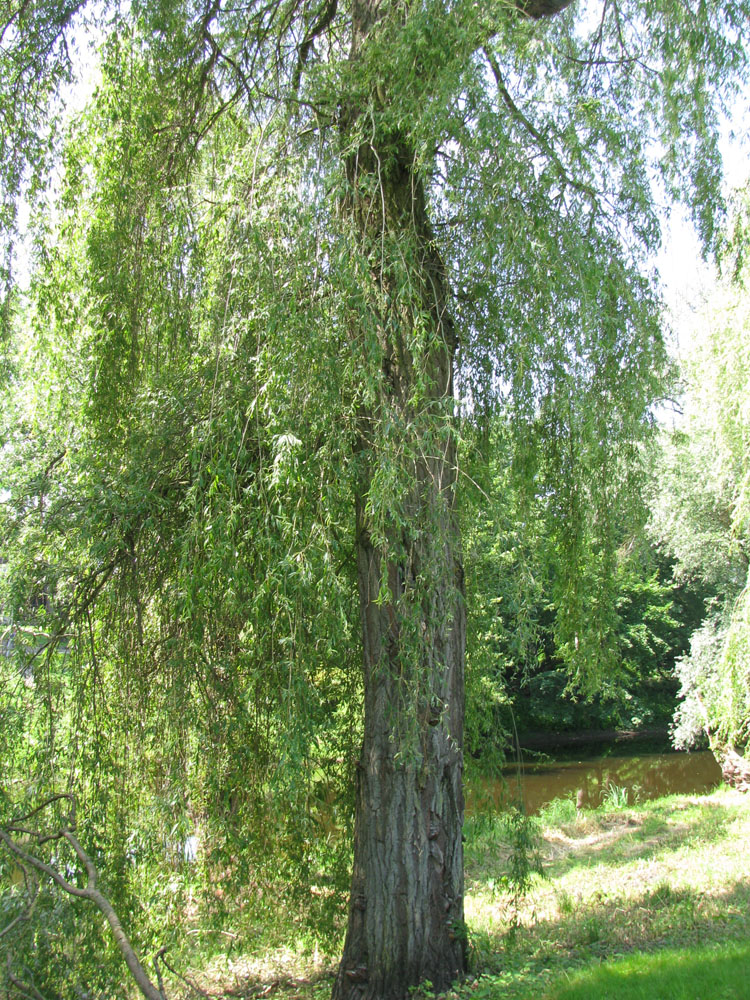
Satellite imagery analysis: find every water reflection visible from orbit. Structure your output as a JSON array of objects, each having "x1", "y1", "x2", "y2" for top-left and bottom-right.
[{"x1": 468, "y1": 750, "x2": 722, "y2": 816}]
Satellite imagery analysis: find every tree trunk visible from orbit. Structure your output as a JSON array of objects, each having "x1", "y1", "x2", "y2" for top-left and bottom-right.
[
  {"x1": 333, "y1": 512, "x2": 467, "y2": 999},
  {"x1": 333, "y1": 390, "x2": 467, "y2": 1000},
  {"x1": 333, "y1": 399, "x2": 467, "y2": 998},
  {"x1": 333, "y1": 8, "x2": 467, "y2": 999},
  {"x1": 715, "y1": 744, "x2": 750, "y2": 791}
]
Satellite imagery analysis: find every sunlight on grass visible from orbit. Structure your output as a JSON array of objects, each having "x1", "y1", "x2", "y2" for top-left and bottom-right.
[
  {"x1": 462, "y1": 788, "x2": 750, "y2": 999},
  {"x1": 172, "y1": 789, "x2": 750, "y2": 1000},
  {"x1": 544, "y1": 940, "x2": 750, "y2": 999}
]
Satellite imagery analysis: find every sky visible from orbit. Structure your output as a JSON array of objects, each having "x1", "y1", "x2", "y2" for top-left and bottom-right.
[{"x1": 656, "y1": 93, "x2": 750, "y2": 356}]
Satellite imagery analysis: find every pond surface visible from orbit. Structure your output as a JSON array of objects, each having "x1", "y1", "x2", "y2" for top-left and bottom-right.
[{"x1": 468, "y1": 749, "x2": 722, "y2": 815}]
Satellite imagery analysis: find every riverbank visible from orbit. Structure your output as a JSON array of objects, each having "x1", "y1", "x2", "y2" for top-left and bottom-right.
[
  {"x1": 513, "y1": 726, "x2": 671, "y2": 753},
  {"x1": 173, "y1": 787, "x2": 749, "y2": 999}
]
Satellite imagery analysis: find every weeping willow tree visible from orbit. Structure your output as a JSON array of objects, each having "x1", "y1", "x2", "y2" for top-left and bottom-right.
[
  {"x1": 653, "y1": 195, "x2": 750, "y2": 782},
  {"x1": 1, "y1": 0, "x2": 748, "y2": 997}
]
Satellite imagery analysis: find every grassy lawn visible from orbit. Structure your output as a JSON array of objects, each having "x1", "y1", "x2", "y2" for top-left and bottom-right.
[
  {"x1": 542, "y1": 940, "x2": 750, "y2": 999},
  {"x1": 460, "y1": 787, "x2": 750, "y2": 1000},
  {"x1": 175, "y1": 788, "x2": 750, "y2": 999}
]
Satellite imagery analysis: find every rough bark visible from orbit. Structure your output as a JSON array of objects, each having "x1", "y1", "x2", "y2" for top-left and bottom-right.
[
  {"x1": 332, "y1": 7, "x2": 466, "y2": 999},
  {"x1": 715, "y1": 745, "x2": 750, "y2": 791},
  {"x1": 333, "y1": 311, "x2": 466, "y2": 998},
  {"x1": 332, "y1": 401, "x2": 467, "y2": 1000},
  {"x1": 333, "y1": 524, "x2": 466, "y2": 1000}
]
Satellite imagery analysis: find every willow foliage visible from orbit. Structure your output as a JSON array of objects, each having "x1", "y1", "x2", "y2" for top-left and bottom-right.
[
  {"x1": 655, "y1": 205, "x2": 750, "y2": 754},
  {"x1": 2, "y1": 35, "x2": 362, "y2": 983},
  {"x1": 0, "y1": 0, "x2": 748, "y2": 992}
]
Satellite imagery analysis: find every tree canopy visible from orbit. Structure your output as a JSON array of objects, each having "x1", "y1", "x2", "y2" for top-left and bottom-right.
[
  {"x1": 652, "y1": 201, "x2": 750, "y2": 762},
  {"x1": 1, "y1": 0, "x2": 749, "y2": 996}
]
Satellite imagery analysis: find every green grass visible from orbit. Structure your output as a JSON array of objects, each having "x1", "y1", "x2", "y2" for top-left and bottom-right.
[
  {"x1": 178, "y1": 788, "x2": 750, "y2": 1000},
  {"x1": 545, "y1": 940, "x2": 750, "y2": 999},
  {"x1": 461, "y1": 787, "x2": 750, "y2": 1000}
]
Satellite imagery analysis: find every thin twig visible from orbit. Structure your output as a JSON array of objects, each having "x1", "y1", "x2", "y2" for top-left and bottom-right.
[
  {"x1": 158, "y1": 951, "x2": 216, "y2": 999},
  {"x1": 5, "y1": 956, "x2": 48, "y2": 1000},
  {"x1": 10, "y1": 793, "x2": 75, "y2": 829},
  {"x1": 0, "y1": 877, "x2": 40, "y2": 941}
]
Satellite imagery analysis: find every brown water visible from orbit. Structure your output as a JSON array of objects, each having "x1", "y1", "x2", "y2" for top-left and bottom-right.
[{"x1": 468, "y1": 750, "x2": 722, "y2": 815}]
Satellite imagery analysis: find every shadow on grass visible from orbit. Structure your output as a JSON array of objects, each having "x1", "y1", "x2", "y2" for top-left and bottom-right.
[
  {"x1": 465, "y1": 797, "x2": 738, "y2": 890},
  {"x1": 544, "y1": 939, "x2": 750, "y2": 1000},
  {"x1": 170, "y1": 965, "x2": 336, "y2": 1000},
  {"x1": 468, "y1": 878, "x2": 750, "y2": 998},
  {"x1": 552, "y1": 878, "x2": 750, "y2": 954}
]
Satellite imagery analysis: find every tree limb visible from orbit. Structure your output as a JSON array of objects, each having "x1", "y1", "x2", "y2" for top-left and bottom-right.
[
  {"x1": 517, "y1": 0, "x2": 574, "y2": 18},
  {"x1": 157, "y1": 950, "x2": 216, "y2": 999},
  {"x1": 8, "y1": 793, "x2": 75, "y2": 830},
  {"x1": 0, "y1": 807, "x2": 166, "y2": 1000},
  {"x1": 484, "y1": 48, "x2": 599, "y2": 204}
]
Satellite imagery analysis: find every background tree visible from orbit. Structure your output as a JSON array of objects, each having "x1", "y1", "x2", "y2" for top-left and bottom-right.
[
  {"x1": 0, "y1": 1, "x2": 749, "y2": 998},
  {"x1": 651, "y1": 200, "x2": 750, "y2": 779},
  {"x1": 462, "y1": 414, "x2": 704, "y2": 753}
]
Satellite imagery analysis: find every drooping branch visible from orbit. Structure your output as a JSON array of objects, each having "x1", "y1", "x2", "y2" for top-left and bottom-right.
[
  {"x1": 693, "y1": 691, "x2": 750, "y2": 790},
  {"x1": 483, "y1": 48, "x2": 598, "y2": 204}
]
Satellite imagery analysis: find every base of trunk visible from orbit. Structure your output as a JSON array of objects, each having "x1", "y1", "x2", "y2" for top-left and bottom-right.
[
  {"x1": 717, "y1": 746, "x2": 750, "y2": 790},
  {"x1": 332, "y1": 745, "x2": 466, "y2": 1000}
]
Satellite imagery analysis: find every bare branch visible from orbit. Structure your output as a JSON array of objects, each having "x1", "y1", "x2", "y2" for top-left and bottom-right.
[
  {"x1": 61, "y1": 830, "x2": 98, "y2": 889},
  {"x1": 154, "y1": 947, "x2": 168, "y2": 1000},
  {"x1": 158, "y1": 950, "x2": 216, "y2": 999},
  {"x1": 0, "y1": 805, "x2": 166, "y2": 1000},
  {"x1": 0, "y1": 829, "x2": 88, "y2": 899}
]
